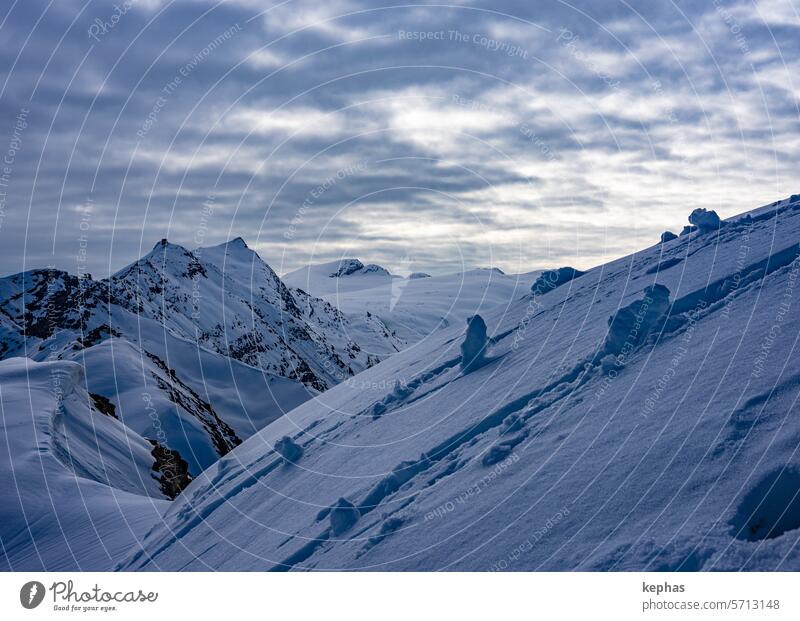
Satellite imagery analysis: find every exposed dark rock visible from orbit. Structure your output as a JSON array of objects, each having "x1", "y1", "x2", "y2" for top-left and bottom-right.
[
  {"x1": 148, "y1": 439, "x2": 193, "y2": 500},
  {"x1": 330, "y1": 259, "x2": 365, "y2": 277},
  {"x1": 77, "y1": 324, "x2": 120, "y2": 349},
  {"x1": 144, "y1": 351, "x2": 242, "y2": 457},
  {"x1": 89, "y1": 393, "x2": 117, "y2": 419}
]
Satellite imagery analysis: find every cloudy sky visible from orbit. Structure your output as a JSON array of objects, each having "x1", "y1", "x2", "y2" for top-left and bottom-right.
[{"x1": 0, "y1": 0, "x2": 798, "y2": 278}]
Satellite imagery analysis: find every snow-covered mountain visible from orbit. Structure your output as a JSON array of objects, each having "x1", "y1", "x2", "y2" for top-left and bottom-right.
[
  {"x1": 119, "y1": 195, "x2": 800, "y2": 571},
  {"x1": 0, "y1": 239, "x2": 413, "y2": 569},
  {"x1": 5, "y1": 196, "x2": 800, "y2": 572},
  {"x1": 284, "y1": 259, "x2": 539, "y2": 344},
  {"x1": 0, "y1": 238, "x2": 406, "y2": 481},
  {"x1": 285, "y1": 258, "x2": 396, "y2": 296},
  {"x1": 111, "y1": 238, "x2": 390, "y2": 390}
]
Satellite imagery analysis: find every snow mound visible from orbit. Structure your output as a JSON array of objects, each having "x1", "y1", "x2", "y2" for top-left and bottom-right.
[
  {"x1": 689, "y1": 208, "x2": 723, "y2": 234},
  {"x1": 275, "y1": 436, "x2": 304, "y2": 464},
  {"x1": 0, "y1": 357, "x2": 166, "y2": 570},
  {"x1": 330, "y1": 498, "x2": 360, "y2": 535},
  {"x1": 602, "y1": 284, "x2": 671, "y2": 359},
  {"x1": 531, "y1": 266, "x2": 585, "y2": 295},
  {"x1": 460, "y1": 315, "x2": 489, "y2": 373}
]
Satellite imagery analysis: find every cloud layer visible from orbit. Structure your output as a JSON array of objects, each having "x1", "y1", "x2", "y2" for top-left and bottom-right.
[{"x1": 1, "y1": 0, "x2": 798, "y2": 277}]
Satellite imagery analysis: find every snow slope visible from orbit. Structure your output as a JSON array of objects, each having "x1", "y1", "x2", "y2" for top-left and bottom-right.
[
  {"x1": 0, "y1": 357, "x2": 166, "y2": 570},
  {"x1": 284, "y1": 260, "x2": 539, "y2": 345},
  {"x1": 74, "y1": 335, "x2": 310, "y2": 475},
  {"x1": 123, "y1": 195, "x2": 800, "y2": 571}
]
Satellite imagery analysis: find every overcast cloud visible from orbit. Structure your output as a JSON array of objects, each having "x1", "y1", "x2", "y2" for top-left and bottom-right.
[{"x1": 1, "y1": 0, "x2": 798, "y2": 277}]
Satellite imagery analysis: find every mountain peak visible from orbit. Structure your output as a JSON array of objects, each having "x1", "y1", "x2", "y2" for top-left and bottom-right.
[
  {"x1": 329, "y1": 259, "x2": 390, "y2": 278},
  {"x1": 110, "y1": 239, "x2": 200, "y2": 281},
  {"x1": 202, "y1": 237, "x2": 252, "y2": 256},
  {"x1": 150, "y1": 238, "x2": 191, "y2": 255},
  {"x1": 361, "y1": 263, "x2": 390, "y2": 275},
  {"x1": 330, "y1": 259, "x2": 364, "y2": 277},
  {"x1": 226, "y1": 236, "x2": 248, "y2": 249}
]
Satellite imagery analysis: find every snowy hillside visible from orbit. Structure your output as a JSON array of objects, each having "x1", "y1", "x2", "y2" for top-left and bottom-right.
[
  {"x1": 284, "y1": 259, "x2": 539, "y2": 344},
  {"x1": 0, "y1": 357, "x2": 166, "y2": 570},
  {"x1": 0, "y1": 238, "x2": 414, "y2": 477},
  {"x1": 122, "y1": 196, "x2": 800, "y2": 571}
]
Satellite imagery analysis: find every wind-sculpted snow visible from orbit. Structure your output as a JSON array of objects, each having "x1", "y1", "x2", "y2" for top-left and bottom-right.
[
  {"x1": 689, "y1": 208, "x2": 724, "y2": 235},
  {"x1": 530, "y1": 266, "x2": 585, "y2": 295},
  {"x1": 0, "y1": 358, "x2": 166, "y2": 570},
  {"x1": 120, "y1": 196, "x2": 800, "y2": 572},
  {"x1": 275, "y1": 436, "x2": 304, "y2": 464},
  {"x1": 602, "y1": 284, "x2": 671, "y2": 359},
  {"x1": 4, "y1": 197, "x2": 800, "y2": 572},
  {"x1": 460, "y1": 315, "x2": 489, "y2": 373}
]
